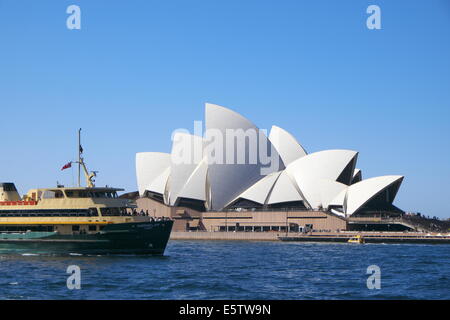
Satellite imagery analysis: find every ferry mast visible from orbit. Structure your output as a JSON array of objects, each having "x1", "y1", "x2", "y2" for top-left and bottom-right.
[
  {"x1": 76, "y1": 128, "x2": 96, "y2": 188},
  {"x1": 78, "y1": 128, "x2": 81, "y2": 187}
]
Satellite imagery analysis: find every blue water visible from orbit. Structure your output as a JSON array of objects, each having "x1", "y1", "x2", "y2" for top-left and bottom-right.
[{"x1": 0, "y1": 241, "x2": 449, "y2": 299}]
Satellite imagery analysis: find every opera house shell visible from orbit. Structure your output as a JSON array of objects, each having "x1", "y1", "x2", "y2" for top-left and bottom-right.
[{"x1": 136, "y1": 103, "x2": 404, "y2": 220}]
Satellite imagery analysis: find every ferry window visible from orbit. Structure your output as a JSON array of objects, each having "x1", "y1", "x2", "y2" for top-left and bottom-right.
[
  {"x1": 0, "y1": 209, "x2": 91, "y2": 217},
  {"x1": 42, "y1": 190, "x2": 64, "y2": 199},
  {"x1": 42, "y1": 191, "x2": 53, "y2": 199},
  {"x1": 94, "y1": 192, "x2": 107, "y2": 198},
  {"x1": 65, "y1": 191, "x2": 74, "y2": 197},
  {"x1": 65, "y1": 191, "x2": 93, "y2": 198},
  {"x1": 88, "y1": 208, "x2": 99, "y2": 216},
  {"x1": 100, "y1": 207, "x2": 121, "y2": 216},
  {"x1": 72, "y1": 225, "x2": 80, "y2": 231},
  {"x1": 2, "y1": 183, "x2": 17, "y2": 192},
  {"x1": 88, "y1": 225, "x2": 97, "y2": 232}
]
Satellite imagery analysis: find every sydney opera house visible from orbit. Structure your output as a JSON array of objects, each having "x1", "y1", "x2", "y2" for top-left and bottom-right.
[{"x1": 135, "y1": 103, "x2": 406, "y2": 233}]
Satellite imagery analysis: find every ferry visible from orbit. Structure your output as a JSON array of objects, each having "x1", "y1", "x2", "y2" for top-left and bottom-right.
[
  {"x1": 348, "y1": 234, "x2": 365, "y2": 244},
  {"x1": 0, "y1": 130, "x2": 173, "y2": 255}
]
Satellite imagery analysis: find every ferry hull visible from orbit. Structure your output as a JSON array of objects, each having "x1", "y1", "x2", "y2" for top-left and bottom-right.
[{"x1": 0, "y1": 220, "x2": 173, "y2": 255}]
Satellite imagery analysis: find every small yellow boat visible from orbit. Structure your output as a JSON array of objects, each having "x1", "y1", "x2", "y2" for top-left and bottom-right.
[{"x1": 348, "y1": 234, "x2": 365, "y2": 244}]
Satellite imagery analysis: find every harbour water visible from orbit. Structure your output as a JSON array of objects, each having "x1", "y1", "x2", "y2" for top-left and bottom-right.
[{"x1": 0, "y1": 241, "x2": 449, "y2": 300}]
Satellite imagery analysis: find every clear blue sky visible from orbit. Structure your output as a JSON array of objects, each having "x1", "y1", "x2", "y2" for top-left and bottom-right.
[{"x1": 1, "y1": 0, "x2": 449, "y2": 218}]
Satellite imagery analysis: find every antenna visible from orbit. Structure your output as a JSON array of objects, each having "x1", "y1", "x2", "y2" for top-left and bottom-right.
[
  {"x1": 78, "y1": 128, "x2": 82, "y2": 187},
  {"x1": 75, "y1": 129, "x2": 97, "y2": 188}
]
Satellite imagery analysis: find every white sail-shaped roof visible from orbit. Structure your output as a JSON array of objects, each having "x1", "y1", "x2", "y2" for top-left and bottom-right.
[
  {"x1": 329, "y1": 188, "x2": 347, "y2": 208},
  {"x1": 177, "y1": 158, "x2": 208, "y2": 201},
  {"x1": 135, "y1": 103, "x2": 405, "y2": 216},
  {"x1": 345, "y1": 175, "x2": 404, "y2": 215},
  {"x1": 331, "y1": 209, "x2": 346, "y2": 217},
  {"x1": 351, "y1": 169, "x2": 362, "y2": 184},
  {"x1": 285, "y1": 150, "x2": 358, "y2": 209},
  {"x1": 146, "y1": 167, "x2": 171, "y2": 196},
  {"x1": 229, "y1": 171, "x2": 282, "y2": 205},
  {"x1": 317, "y1": 180, "x2": 348, "y2": 210},
  {"x1": 267, "y1": 170, "x2": 303, "y2": 204},
  {"x1": 205, "y1": 103, "x2": 285, "y2": 210},
  {"x1": 136, "y1": 152, "x2": 171, "y2": 196},
  {"x1": 168, "y1": 132, "x2": 204, "y2": 205},
  {"x1": 268, "y1": 125, "x2": 307, "y2": 166}
]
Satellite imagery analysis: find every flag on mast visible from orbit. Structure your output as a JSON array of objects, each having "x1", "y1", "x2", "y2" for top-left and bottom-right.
[
  {"x1": 79, "y1": 145, "x2": 83, "y2": 154},
  {"x1": 61, "y1": 162, "x2": 72, "y2": 171}
]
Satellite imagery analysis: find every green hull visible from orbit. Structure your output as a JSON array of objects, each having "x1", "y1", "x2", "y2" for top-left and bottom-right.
[{"x1": 0, "y1": 220, "x2": 173, "y2": 255}]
